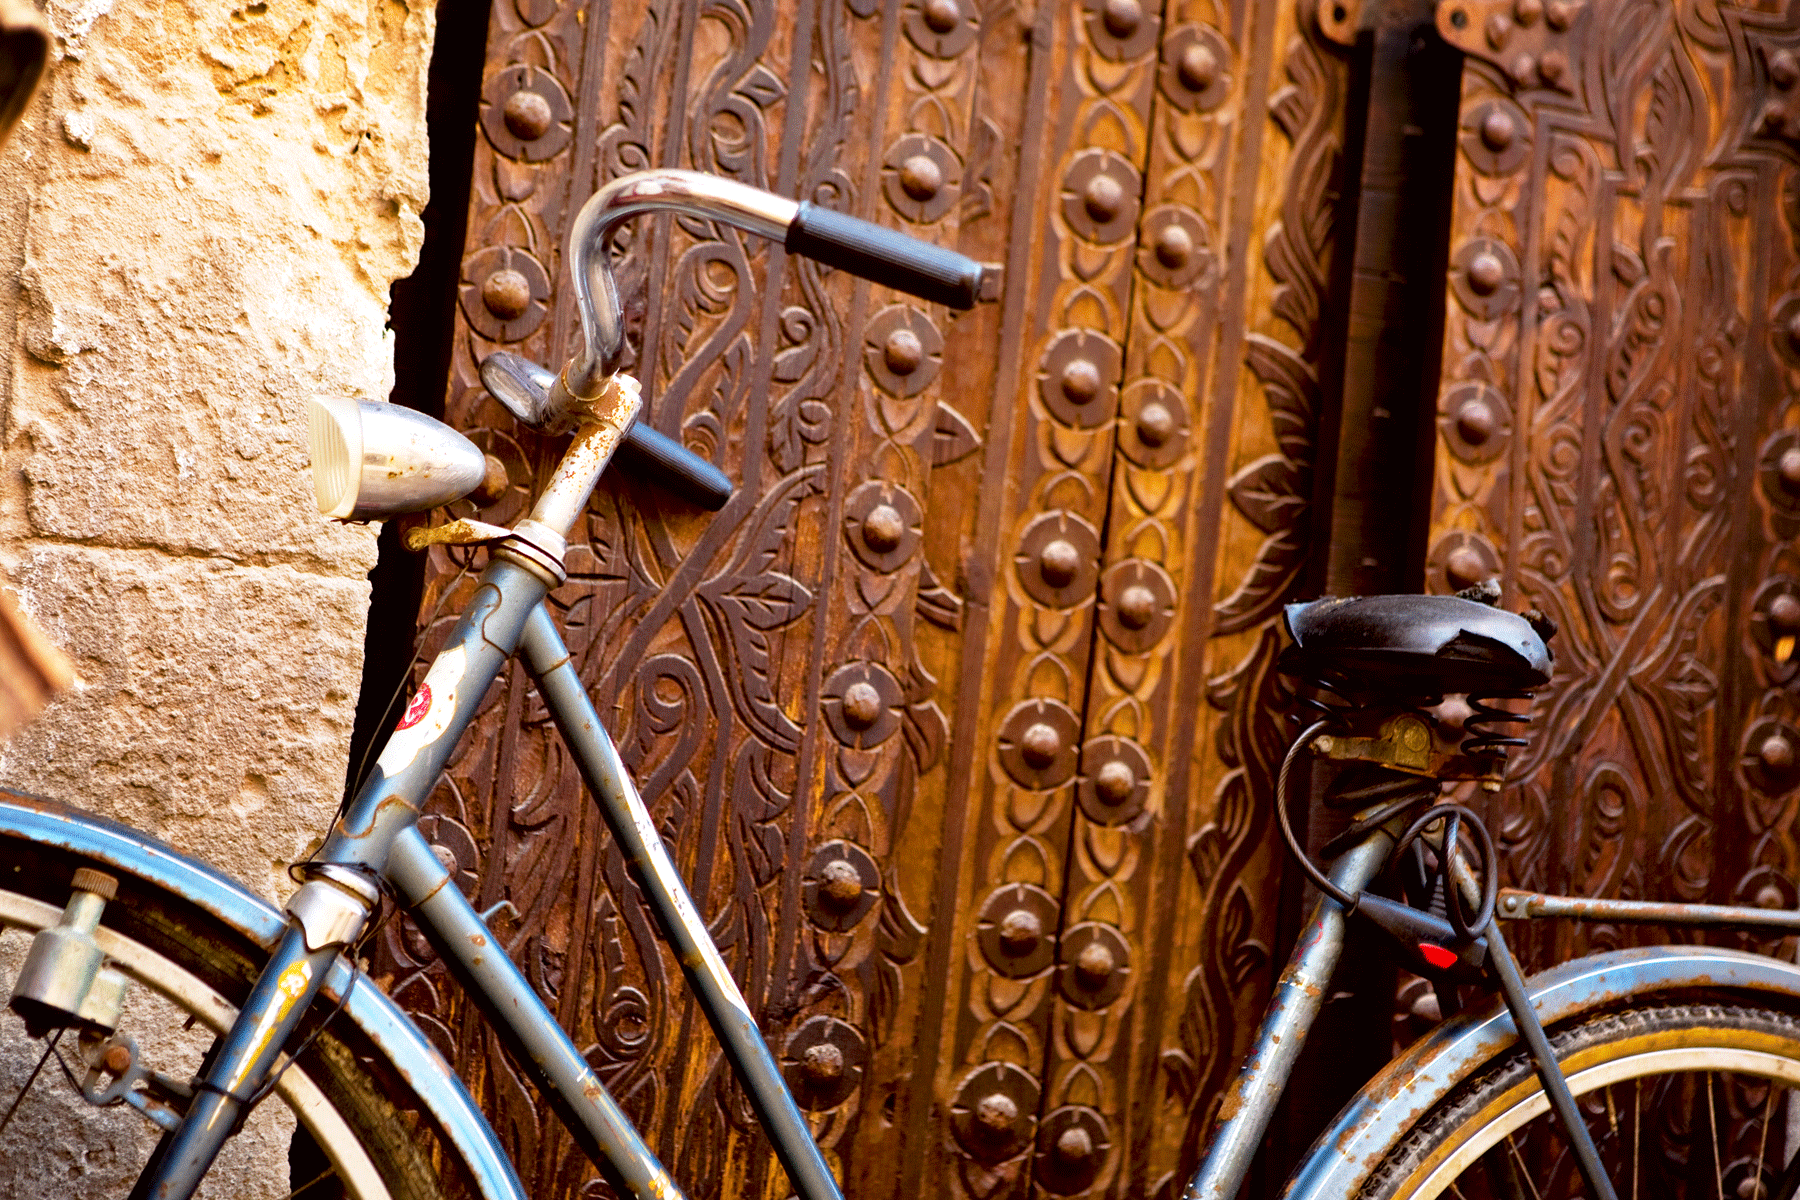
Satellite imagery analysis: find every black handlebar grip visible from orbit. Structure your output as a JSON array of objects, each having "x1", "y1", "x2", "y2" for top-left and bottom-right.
[
  {"x1": 615, "y1": 422, "x2": 733, "y2": 511},
  {"x1": 785, "y1": 202, "x2": 987, "y2": 310}
]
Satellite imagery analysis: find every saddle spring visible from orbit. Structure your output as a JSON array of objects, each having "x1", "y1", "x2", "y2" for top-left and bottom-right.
[{"x1": 1461, "y1": 690, "x2": 1534, "y2": 760}]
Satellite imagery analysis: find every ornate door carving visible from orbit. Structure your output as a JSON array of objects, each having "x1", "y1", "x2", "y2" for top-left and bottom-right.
[{"x1": 1427, "y1": 0, "x2": 1800, "y2": 973}]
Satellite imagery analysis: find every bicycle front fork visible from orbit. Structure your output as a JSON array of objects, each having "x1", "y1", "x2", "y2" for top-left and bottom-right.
[{"x1": 136, "y1": 867, "x2": 378, "y2": 1200}]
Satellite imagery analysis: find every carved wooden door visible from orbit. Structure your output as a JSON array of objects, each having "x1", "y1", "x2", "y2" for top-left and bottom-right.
[
  {"x1": 1424, "y1": 0, "x2": 1800, "y2": 967},
  {"x1": 374, "y1": 3, "x2": 1352, "y2": 1199},
  {"x1": 368, "y1": 0, "x2": 1800, "y2": 1197}
]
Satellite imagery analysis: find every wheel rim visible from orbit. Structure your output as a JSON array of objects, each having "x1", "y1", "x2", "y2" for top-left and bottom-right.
[
  {"x1": 1403, "y1": 1031, "x2": 1800, "y2": 1200},
  {"x1": 0, "y1": 889, "x2": 391, "y2": 1200}
]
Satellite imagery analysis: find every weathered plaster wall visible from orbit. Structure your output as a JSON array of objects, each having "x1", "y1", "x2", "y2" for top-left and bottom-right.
[
  {"x1": 0, "y1": 0, "x2": 433, "y2": 1189},
  {"x1": 0, "y1": 0, "x2": 432, "y2": 886}
]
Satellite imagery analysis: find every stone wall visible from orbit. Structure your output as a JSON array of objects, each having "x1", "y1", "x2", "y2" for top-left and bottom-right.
[
  {"x1": 0, "y1": 3, "x2": 433, "y2": 1189},
  {"x1": 0, "y1": 0, "x2": 432, "y2": 890}
]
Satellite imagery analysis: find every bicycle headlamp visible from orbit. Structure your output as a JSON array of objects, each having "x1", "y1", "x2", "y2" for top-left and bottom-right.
[{"x1": 307, "y1": 396, "x2": 487, "y2": 520}]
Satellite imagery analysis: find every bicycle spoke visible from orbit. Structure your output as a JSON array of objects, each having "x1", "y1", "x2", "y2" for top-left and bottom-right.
[
  {"x1": 1504, "y1": 1132, "x2": 1544, "y2": 1200},
  {"x1": 0, "y1": 1028, "x2": 61, "y2": 1136},
  {"x1": 1756, "y1": 1075, "x2": 1778, "y2": 1200},
  {"x1": 1633, "y1": 1077, "x2": 1640, "y2": 1200},
  {"x1": 282, "y1": 1164, "x2": 339, "y2": 1200},
  {"x1": 1709, "y1": 1071, "x2": 1724, "y2": 1200}
]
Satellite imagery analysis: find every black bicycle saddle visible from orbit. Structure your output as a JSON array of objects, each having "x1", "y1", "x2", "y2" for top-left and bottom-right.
[{"x1": 1279, "y1": 594, "x2": 1554, "y2": 696}]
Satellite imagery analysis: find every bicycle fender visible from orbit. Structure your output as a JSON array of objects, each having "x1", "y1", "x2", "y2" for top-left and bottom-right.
[
  {"x1": 1281, "y1": 943, "x2": 1800, "y2": 1200},
  {"x1": 0, "y1": 790, "x2": 527, "y2": 1200}
]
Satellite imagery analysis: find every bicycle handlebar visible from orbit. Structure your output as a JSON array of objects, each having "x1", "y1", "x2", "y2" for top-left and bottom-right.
[{"x1": 562, "y1": 169, "x2": 993, "y2": 399}]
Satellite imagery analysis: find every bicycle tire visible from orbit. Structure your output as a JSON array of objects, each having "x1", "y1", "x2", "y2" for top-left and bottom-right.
[
  {"x1": 0, "y1": 837, "x2": 457, "y2": 1200},
  {"x1": 1360, "y1": 999, "x2": 1800, "y2": 1200}
]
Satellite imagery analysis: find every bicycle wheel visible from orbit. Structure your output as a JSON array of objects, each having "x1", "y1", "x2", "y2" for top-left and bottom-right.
[
  {"x1": 0, "y1": 841, "x2": 455, "y2": 1200},
  {"x1": 1362, "y1": 1000, "x2": 1800, "y2": 1200}
]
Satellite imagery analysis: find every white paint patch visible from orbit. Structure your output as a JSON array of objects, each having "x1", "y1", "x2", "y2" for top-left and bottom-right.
[{"x1": 374, "y1": 645, "x2": 466, "y2": 776}]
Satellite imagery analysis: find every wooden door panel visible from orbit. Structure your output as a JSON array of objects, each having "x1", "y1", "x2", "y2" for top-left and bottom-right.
[
  {"x1": 1428, "y1": 0, "x2": 1800, "y2": 968},
  {"x1": 1042, "y1": 2, "x2": 1352, "y2": 1197}
]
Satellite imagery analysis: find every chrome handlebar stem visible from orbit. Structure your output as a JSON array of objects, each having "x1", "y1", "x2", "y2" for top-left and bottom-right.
[{"x1": 562, "y1": 170, "x2": 800, "y2": 399}]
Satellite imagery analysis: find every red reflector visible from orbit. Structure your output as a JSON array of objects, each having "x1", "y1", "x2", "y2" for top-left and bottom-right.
[{"x1": 1418, "y1": 943, "x2": 1459, "y2": 970}]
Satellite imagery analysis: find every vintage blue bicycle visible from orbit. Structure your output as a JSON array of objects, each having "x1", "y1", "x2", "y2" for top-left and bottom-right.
[{"x1": 3, "y1": 168, "x2": 1800, "y2": 1200}]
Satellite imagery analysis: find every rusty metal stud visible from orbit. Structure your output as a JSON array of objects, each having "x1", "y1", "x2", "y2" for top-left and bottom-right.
[
  {"x1": 1152, "y1": 221, "x2": 1193, "y2": 270},
  {"x1": 1058, "y1": 923, "x2": 1129, "y2": 1008},
  {"x1": 783, "y1": 1016, "x2": 867, "y2": 1111},
  {"x1": 1061, "y1": 150, "x2": 1141, "y2": 243},
  {"x1": 862, "y1": 504, "x2": 906, "y2": 553},
  {"x1": 899, "y1": 154, "x2": 943, "y2": 202},
  {"x1": 1061, "y1": 358, "x2": 1103, "y2": 406},
  {"x1": 1040, "y1": 328, "x2": 1122, "y2": 426},
  {"x1": 803, "y1": 841, "x2": 881, "y2": 931},
  {"x1": 1016, "y1": 510, "x2": 1101, "y2": 607},
  {"x1": 1099, "y1": 560, "x2": 1175, "y2": 651},
  {"x1": 1456, "y1": 397, "x2": 1498, "y2": 444},
  {"x1": 1094, "y1": 759, "x2": 1135, "y2": 805},
  {"x1": 482, "y1": 269, "x2": 532, "y2": 321},
  {"x1": 1036, "y1": 1107, "x2": 1110, "y2": 1195},
  {"x1": 1054, "y1": 1126, "x2": 1093, "y2": 1164},
  {"x1": 1480, "y1": 108, "x2": 1516, "y2": 151},
  {"x1": 841, "y1": 681, "x2": 883, "y2": 731},
  {"x1": 1781, "y1": 448, "x2": 1800, "y2": 492},
  {"x1": 1509, "y1": 53, "x2": 1536, "y2": 85},
  {"x1": 977, "y1": 883, "x2": 1059, "y2": 977},
  {"x1": 103, "y1": 1041, "x2": 132, "y2": 1075},
  {"x1": 818, "y1": 859, "x2": 865, "y2": 910},
  {"x1": 502, "y1": 89, "x2": 553, "y2": 141},
  {"x1": 883, "y1": 328, "x2": 924, "y2": 376},
  {"x1": 1538, "y1": 49, "x2": 1570, "y2": 87},
  {"x1": 1774, "y1": 50, "x2": 1800, "y2": 90},
  {"x1": 922, "y1": 0, "x2": 960, "y2": 33},
  {"x1": 1019, "y1": 722, "x2": 1063, "y2": 769},
  {"x1": 1101, "y1": 0, "x2": 1140, "y2": 37},
  {"x1": 1120, "y1": 381, "x2": 1189, "y2": 468},
  {"x1": 1177, "y1": 41, "x2": 1218, "y2": 92},
  {"x1": 1514, "y1": 0, "x2": 1542, "y2": 22},
  {"x1": 1452, "y1": 239, "x2": 1520, "y2": 319},
  {"x1": 801, "y1": 1042, "x2": 844, "y2": 1083},
  {"x1": 1138, "y1": 207, "x2": 1212, "y2": 289},
  {"x1": 1137, "y1": 401, "x2": 1174, "y2": 445},
  {"x1": 474, "y1": 453, "x2": 510, "y2": 505},
  {"x1": 1447, "y1": 546, "x2": 1487, "y2": 588},
  {"x1": 1485, "y1": 13, "x2": 1510, "y2": 50},
  {"x1": 480, "y1": 63, "x2": 572, "y2": 162},
  {"x1": 882, "y1": 133, "x2": 959, "y2": 223},
  {"x1": 976, "y1": 1092, "x2": 1018, "y2": 1131},
  {"x1": 997, "y1": 908, "x2": 1043, "y2": 954},
  {"x1": 1073, "y1": 939, "x2": 1115, "y2": 987},
  {"x1": 1115, "y1": 584, "x2": 1156, "y2": 630},
  {"x1": 1772, "y1": 593, "x2": 1800, "y2": 634},
  {"x1": 865, "y1": 305, "x2": 942, "y2": 397},
  {"x1": 1038, "y1": 538, "x2": 1081, "y2": 587},
  {"x1": 1083, "y1": 174, "x2": 1125, "y2": 224},
  {"x1": 1744, "y1": 718, "x2": 1800, "y2": 794},
  {"x1": 952, "y1": 1062, "x2": 1038, "y2": 1163},
  {"x1": 825, "y1": 661, "x2": 903, "y2": 749},
  {"x1": 1544, "y1": 0, "x2": 1576, "y2": 30},
  {"x1": 461, "y1": 246, "x2": 550, "y2": 341},
  {"x1": 1466, "y1": 253, "x2": 1505, "y2": 296},
  {"x1": 1077, "y1": 735, "x2": 1152, "y2": 826}
]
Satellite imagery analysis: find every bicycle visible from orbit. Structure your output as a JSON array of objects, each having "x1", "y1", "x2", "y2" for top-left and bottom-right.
[{"x1": 1, "y1": 167, "x2": 1799, "y2": 1200}]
